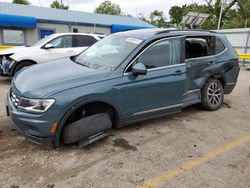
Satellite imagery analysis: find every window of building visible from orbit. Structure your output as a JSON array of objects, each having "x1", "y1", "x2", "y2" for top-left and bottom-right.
[
  {"x1": 3, "y1": 29, "x2": 25, "y2": 45},
  {"x1": 39, "y1": 28, "x2": 55, "y2": 39},
  {"x1": 49, "y1": 35, "x2": 73, "y2": 48},
  {"x1": 73, "y1": 35, "x2": 97, "y2": 47},
  {"x1": 129, "y1": 38, "x2": 181, "y2": 70}
]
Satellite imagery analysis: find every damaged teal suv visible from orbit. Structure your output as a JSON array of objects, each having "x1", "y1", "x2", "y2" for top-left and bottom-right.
[{"x1": 6, "y1": 29, "x2": 240, "y2": 148}]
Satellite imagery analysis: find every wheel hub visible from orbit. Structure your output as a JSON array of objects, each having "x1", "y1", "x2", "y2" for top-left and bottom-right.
[{"x1": 207, "y1": 82, "x2": 222, "y2": 106}]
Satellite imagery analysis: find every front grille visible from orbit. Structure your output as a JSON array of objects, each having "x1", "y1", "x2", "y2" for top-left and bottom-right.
[{"x1": 10, "y1": 89, "x2": 20, "y2": 108}]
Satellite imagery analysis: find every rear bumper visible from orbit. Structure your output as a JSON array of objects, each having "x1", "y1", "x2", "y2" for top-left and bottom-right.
[
  {"x1": 224, "y1": 65, "x2": 240, "y2": 94},
  {"x1": 7, "y1": 92, "x2": 55, "y2": 148},
  {"x1": 224, "y1": 83, "x2": 237, "y2": 94}
]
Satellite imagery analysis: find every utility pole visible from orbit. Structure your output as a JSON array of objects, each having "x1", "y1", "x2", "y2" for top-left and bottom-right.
[{"x1": 217, "y1": 0, "x2": 224, "y2": 30}]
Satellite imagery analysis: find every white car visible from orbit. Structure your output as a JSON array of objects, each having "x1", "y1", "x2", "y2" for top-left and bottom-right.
[{"x1": 0, "y1": 33, "x2": 105, "y2": 77}]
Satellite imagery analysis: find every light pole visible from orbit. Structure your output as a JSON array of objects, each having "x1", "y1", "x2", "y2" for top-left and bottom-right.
[{"x1": 217, "y1": 0, "x2": 225, "y2": 30}]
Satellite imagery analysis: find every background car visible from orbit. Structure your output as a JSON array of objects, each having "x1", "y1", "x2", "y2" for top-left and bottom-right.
[{"x1": 0, "y1": 33, "x2": 104, "y2": 77}]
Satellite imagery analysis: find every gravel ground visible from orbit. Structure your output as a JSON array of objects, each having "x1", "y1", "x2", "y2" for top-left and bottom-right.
[{"x1": 0, "y1": 69, "x2": 249, "y2": 188}]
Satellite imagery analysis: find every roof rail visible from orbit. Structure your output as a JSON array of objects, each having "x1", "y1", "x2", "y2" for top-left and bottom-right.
[
  {"x1": 155, "y1": 29, "x2": 217, "y2": 35},
  {"x1": 155, "y1": 28, "x2": 177, "y2": 35}
]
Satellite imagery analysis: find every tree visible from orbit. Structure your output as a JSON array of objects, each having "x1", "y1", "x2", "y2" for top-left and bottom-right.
[
  {"x1": 12, "y1": 0, "x2": 30, "y2": 5},
  {"x1": 50, "y1": 0, "x2": 69, "y2": 10},
  {"x1": 95, "y1": 1, "x2": 121, "y2": 15},
  {"x1": 168, "y1": 0, "x2": 239, "y2": 29},
  {"x1": 138, "y1": 13, "x2": 149, "y2": 23},
  {"x1": 138, "y1": 11, "x2": 171, "y2": 28},
  {"x1": 169, "y1": 6, "x2": 183, "y2": 27},
  {"x1": 236, "y1": 0, "x2": 250, "y2": 27},
  {"x1": 149, "y1": 10, "x2": 168, "y2": 28},
  {"x1": 216, "y1": 0, "x2": 238, "y2": 28}
]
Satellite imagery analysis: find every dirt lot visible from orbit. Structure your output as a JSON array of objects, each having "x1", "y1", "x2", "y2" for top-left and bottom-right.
[{"x1": 0, "y1": 69, "x2": 249, "y2": 188}]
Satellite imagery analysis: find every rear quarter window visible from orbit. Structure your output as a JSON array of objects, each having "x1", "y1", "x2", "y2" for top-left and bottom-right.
[{"x1": 215, "y1": 38, "x2": 226, "y2": 54}]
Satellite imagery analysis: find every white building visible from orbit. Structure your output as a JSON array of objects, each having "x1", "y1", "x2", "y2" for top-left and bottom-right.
[{"x1": 0, "y1": 2, "x2": 152, "y2": 47}]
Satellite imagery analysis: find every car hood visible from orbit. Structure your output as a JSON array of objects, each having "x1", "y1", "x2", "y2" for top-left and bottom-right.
[
  {"x1": 0, "y1": 46, "x2": 26, "y2": 56},
  {"x1": 12, "y1": 58, "x2": 110, "y2": 98}
]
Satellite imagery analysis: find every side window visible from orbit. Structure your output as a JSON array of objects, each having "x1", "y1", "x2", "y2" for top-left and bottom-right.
[
  {"x1": 215, "y1": 37, "x2": 226, "y2": 54},
  {"x1": 131, "y1": 38, "x2": 181, "y2": 70},
  {"x1": 49, "y1": 35, "x2": 73, "y2": 48},
  {"x1": 185, "y1": 36, "x2": 215, "y2": 59},
  {"x1": 73, "y1": 35, "x2": 97, "y2": 47}
]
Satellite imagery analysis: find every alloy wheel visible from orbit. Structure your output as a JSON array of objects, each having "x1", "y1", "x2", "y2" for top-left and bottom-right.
[{"x1": 207, "y1": 82, "x2": 222, "y2": 106}]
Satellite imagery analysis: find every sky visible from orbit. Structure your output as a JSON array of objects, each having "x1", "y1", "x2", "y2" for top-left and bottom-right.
[{"x1": 0, "y1": 0, "x2": 204, "y2": 19}]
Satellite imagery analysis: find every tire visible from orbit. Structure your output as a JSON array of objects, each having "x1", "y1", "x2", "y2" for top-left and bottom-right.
[
  {"x1": 12, "y1": 61, "x2": 35, "y2": 76},
  {"x1": 201, "y1": 78, "x2": 224, "y2": 111},
  {"x1": 63, "y1": 113, "x2": 112, "y2": 144}
]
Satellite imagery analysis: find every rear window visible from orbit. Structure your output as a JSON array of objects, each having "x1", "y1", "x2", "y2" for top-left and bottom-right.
[
  {"x1": 185, "y1": 36, "x2": 226, "y2": 59},
  {"x1": 185, "y1": 36, "x2": 214, "y2": 59},
  {"x1": 73, "y1": 35, "x2": 97, "y2": 47}
]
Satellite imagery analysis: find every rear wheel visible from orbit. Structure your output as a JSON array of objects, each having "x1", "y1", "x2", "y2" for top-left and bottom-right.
[
  {"x1": 201, "y1": 78, "x2": 224, "y2": 111},
  {"x1": 12, "y1": 61, "x2": 35, "y2": 77}
]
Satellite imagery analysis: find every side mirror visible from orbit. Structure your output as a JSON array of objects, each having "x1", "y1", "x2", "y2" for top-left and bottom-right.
[
  {"x1": 132, "y1": 63, "x2": 147, "y2": 76},
  {"x1": 43, "y1": 43, "x2": 54, "y2": 49}
]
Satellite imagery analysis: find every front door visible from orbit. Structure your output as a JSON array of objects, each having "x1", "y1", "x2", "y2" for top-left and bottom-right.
[
  {"x1": 41, "y1": 35, "x2": 76, "y2": 63},
  {"x1": 114, "y1": 37, "x2": 187, "y2": 118}
]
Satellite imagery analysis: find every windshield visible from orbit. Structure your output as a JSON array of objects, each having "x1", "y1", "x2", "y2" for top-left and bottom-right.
[
  {"x1": 75, "y1": 34, "x2": 143, "y2": 71},
  {"x1": 32, "y1": 35, "x2": 54, "y2": 47}
]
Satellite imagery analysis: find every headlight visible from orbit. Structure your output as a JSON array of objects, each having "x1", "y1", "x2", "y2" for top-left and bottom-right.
[{"x1": 18, "y1": 98, "x2": 55, "y2": 114}]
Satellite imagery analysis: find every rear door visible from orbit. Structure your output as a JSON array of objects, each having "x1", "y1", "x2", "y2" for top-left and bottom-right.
[
  {"x1": 185, "y1": 36, "x2": 216, "y2": 91},
  {"x1": 114, "y1": 37, "x2": 187, "y2": 118}
]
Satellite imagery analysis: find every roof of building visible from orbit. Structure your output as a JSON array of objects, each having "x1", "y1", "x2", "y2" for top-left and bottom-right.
[{"x1": 0, "y1": 2, "x2": 152, "y2": 28}]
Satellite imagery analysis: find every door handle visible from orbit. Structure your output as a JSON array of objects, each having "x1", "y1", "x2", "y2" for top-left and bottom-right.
[
  {"x1": 67, "y1": 50, "x2": 74, "y2": 52},
  {"x1": 207, "y1": 61, "x2": 215, "y2": 65},
  {"x1": 174, "y1": 70, "x2": 183, "y2": 75}
]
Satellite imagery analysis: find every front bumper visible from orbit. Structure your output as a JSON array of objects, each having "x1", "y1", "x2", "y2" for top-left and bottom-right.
[
  {"x1": 6, "y1": 92, "x2": 55, "y2": 148},
  {"x1": 0, "y1": 59, "x2": 12, "y2": 77},
  {"x1": 0, "y1": 66, "x2": 9, "y2": 77}
]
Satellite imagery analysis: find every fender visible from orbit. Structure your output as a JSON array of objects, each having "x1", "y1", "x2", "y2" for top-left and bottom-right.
[
  {"x1": 10, "y1": 59, "x2": 37, "y2": 76},
  {"x1": 195, "y1": 72, "x2": 226, "y2": 90}
]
